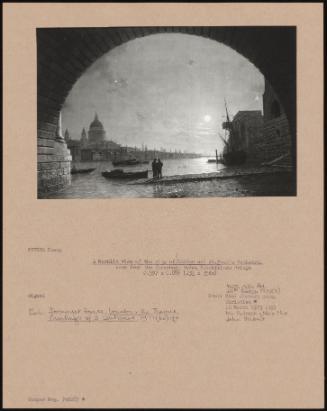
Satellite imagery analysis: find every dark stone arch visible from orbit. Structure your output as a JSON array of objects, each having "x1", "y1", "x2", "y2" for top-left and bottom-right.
[
  {"x1": 271, "y1": 100, "x2": 281, "y2": 118},
  {"x1": 37, "y1": 26, "x2": 296, "y2": 195}
]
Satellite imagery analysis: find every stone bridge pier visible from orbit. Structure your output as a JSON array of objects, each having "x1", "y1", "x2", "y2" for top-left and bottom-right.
[
  {"x1": 37, "y1": 26, "x2": 296, "y2": 196},
  {"x1": 38, "y1": 112, "x2": 72, "y2": 195}
]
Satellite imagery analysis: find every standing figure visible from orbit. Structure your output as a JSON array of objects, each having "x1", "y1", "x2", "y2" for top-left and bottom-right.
[
  {"x1": 157, "y1": 159, "x2": 163, "y2": 179},
  {"x1": 152, "y1": 158, "x2": 158, "y2": 178}
]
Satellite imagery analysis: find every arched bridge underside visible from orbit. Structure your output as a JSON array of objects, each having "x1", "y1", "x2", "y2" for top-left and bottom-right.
[{"x1": 37, "y1": 26, "x2": 296, "y2": 195}]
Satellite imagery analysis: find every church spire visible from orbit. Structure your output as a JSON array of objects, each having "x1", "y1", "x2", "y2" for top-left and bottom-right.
[
  {"x1": 64, "y1": 128, "x2": 70, "y2": 142},
  {"x1": 81, "y1": 127, "x2": 88, "y2": 146}
]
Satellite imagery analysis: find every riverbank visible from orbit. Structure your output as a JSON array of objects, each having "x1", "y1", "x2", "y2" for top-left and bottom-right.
[
  {"x1": 129, "y1": 165, "x2": 293, "y2": 185},
  {"x1": 40, "y1": 160, "x2": 295, "y2": 198}
]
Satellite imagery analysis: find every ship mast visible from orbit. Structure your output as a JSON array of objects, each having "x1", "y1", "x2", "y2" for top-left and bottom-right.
[
  {"x1": 223, "y1": 98, "x2": 234, "y2": 151},
  {"x1": 224, "y1": 98, "x2": 231, "y2": 124},
  {"x1": 218, "y1": 132, "x2": 229, "y2": 147}
]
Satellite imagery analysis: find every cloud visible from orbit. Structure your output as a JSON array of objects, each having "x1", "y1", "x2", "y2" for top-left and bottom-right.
[
  {"x1": 62, "y1": 33, "x2": 264, "y2": 154},
  {"x1": 136, "y1": 111, "x2": 146, "y2": 121}
]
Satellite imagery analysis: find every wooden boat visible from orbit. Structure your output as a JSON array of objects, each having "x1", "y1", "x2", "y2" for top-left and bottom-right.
[
  {"x1": 71, "y1": 167, "x2": 96, "y2": 175},
  {"x1": 208, "y1": 159, "x2": 225, "y2": 164},
  {"x1": 112, "y1": 158, "x2": 150, "y2": 166},
  {"x1": 112, "y1": 159, "x2": 138, "y2": 166},
  {"x1": 102, "y1": 169, "x2": 148, "y2": 179},
  {"x1": 207, "y1": 150, "x2": 224, "y2": 164}
]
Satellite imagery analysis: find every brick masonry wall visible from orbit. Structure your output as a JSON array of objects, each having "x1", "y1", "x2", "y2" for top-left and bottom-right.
[
  {"x1": 246, "y1": 79, "x2": 293, "y2": 166},
  {"x1": 247, "y1": 114, "x2": 291, "y2": 164},
  {"x1": 37, "y1": 138, "x2": 72, "y2": 197}
]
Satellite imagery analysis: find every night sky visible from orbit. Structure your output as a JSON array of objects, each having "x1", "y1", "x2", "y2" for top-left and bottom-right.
[{"x1": 62, "y1": 33, "x2": 264, "y2": 155}]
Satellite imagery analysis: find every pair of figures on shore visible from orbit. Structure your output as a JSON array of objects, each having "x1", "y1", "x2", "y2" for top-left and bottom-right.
[{"x1": 152, "y1": 158, "x2": 163, "y2": 179}]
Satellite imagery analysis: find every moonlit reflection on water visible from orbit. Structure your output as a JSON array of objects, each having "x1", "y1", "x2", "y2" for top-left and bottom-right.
[{"x1": 42, "y1": 157, "x2": 293, "y2": 199}]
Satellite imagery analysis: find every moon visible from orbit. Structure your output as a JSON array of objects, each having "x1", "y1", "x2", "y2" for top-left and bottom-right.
[{"x1": 204, "y1": 115, "x2": 212, "y2": 122}]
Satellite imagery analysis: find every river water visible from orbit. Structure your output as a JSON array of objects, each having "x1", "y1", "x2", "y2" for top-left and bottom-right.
[{"x1": 42, "y1": 157, "x2": 293, "y2": 198}]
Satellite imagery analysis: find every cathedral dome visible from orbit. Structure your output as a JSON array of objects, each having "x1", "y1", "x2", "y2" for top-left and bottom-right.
[
  {"x1": 88, "y1": 113, "x2": 106, "y2": 144},
  {"x1": 89, "y1": 113, "x2": 104, "y2": 130}
]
